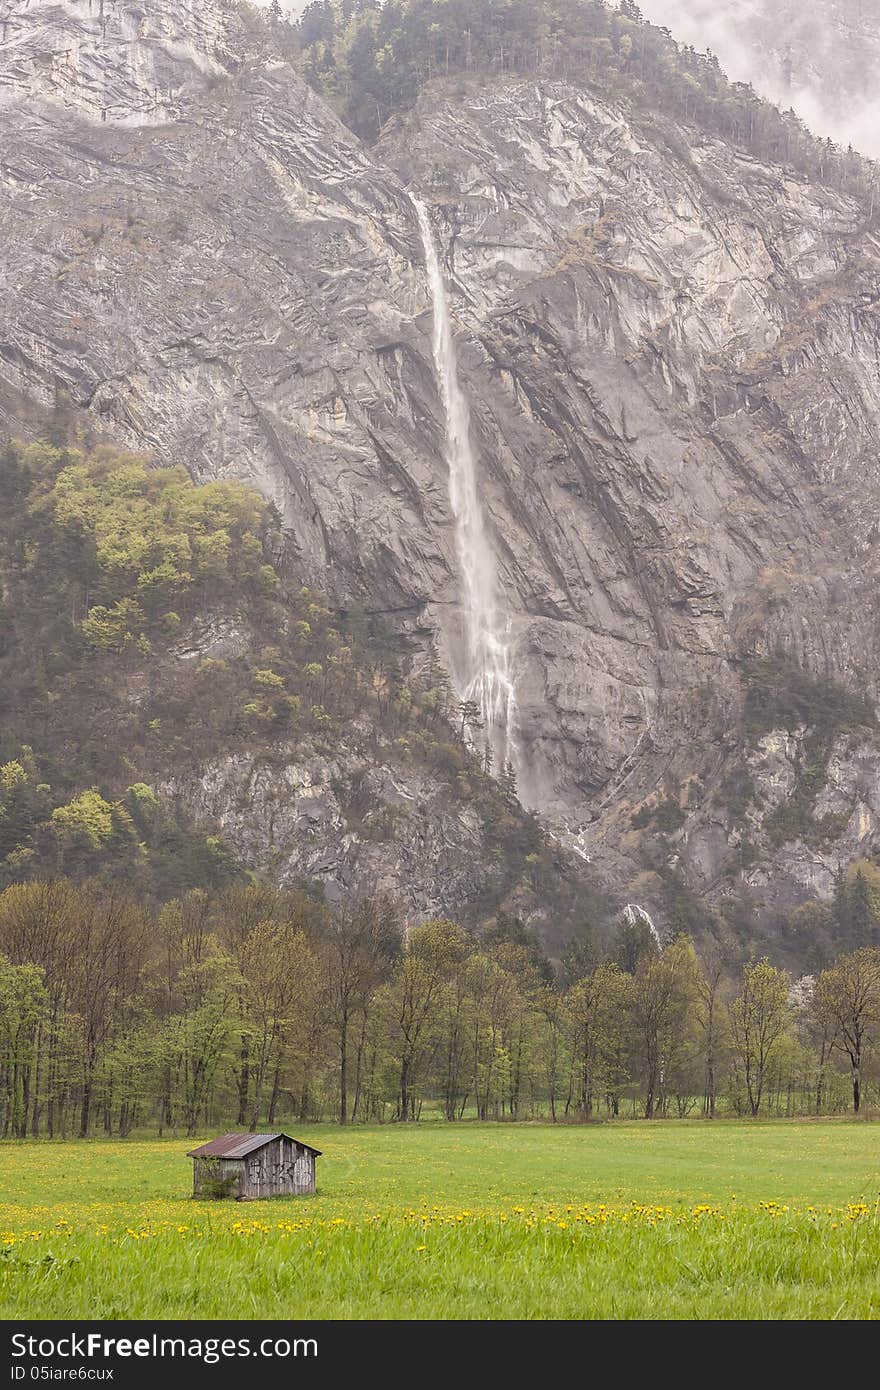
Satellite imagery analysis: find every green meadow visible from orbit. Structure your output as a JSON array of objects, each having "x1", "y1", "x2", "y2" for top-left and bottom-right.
[{"x1": 2, "y1": 1121, "x2": 879, "y2": 1319}]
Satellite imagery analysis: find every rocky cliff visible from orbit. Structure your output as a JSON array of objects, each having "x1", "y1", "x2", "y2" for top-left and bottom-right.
[
  {"x1": 2, "y1": 0, "x2": 880, "y2": 945},
  {"x1": 377, "y1": 76, "x2": 880, "y2": 918}
]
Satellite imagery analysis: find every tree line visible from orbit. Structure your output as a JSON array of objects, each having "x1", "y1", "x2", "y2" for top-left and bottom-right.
[
  {"x1": 292, "y1": 0, "x2": 878, "y2": 208},
  {"x1": 1, "y1": 877, "x2": 878, "y2": 1139}
]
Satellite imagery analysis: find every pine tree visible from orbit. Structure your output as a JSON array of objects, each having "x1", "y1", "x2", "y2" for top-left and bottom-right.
[
  {"x1": 423, "y1": 639, "x2": 450, "y2": 717},
  {"x1": 832, "y1": 864, "x2": 850, "y2": 941},
  {"x1": 456, "y1": 698, "x2": 482, "y2": 741},
  {"x1": 849, "y1": 868, "x2": 875, "y2": 947},
  {"x1": 501, "y1": 760, "x2": 518, "y2": 803},
  {"x1": 611, "y1": 909, "x2": 658, "y2": 974},
  {"x1": 562, "y1": 918, "x2": 599, "y2": 984}
]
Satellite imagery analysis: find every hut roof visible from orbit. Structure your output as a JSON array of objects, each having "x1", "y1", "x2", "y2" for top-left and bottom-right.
[{"x1": 187, "y1": 1132, "x2": 322, "y2": 1159}]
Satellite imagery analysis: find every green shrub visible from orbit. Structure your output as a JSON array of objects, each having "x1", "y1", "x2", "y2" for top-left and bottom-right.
[
  {"x1": 196, "y1": 1164, "x2": 240, "y2": 1201},
  {"x1": 742, "y1": 653, "x2": 874, "y2": 742},
  {"x1": 631, "y1": 796, "x2": 686, "y2": 833}
]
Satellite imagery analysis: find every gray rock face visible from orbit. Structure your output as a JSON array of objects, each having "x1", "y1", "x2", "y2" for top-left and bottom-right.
[
  {"x1": 378, "y1": 79, "x2": 880, "y2": 908},
  {"x1": 739, "y1": 730, "x2": 880, "y2": 904},
  {"x1": 162, "y1": 748, "x2": 492, "y2": 919},
  {"x1": 0, "y1": 0, "x2": 236, "y2": 122},
  {"x1": 3, "y1": 0, "x2": 880, "y2": 932}
]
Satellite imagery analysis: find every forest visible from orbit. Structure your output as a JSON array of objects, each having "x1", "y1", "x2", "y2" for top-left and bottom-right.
[
  {"x1": 0, "y1": 437, "x2": 550, "y2": 909},
  {"x1": 0, "y1": 873, "x2": 879, "y2": 1139},
  {"x1": 290, "y1": 0, "x2": 879, "y2": 206},
  {"x1": 2, "y1": 429, "x2": 880, "y2": 1138}
]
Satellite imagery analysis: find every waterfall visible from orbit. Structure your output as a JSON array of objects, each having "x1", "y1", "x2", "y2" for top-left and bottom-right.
[
  {"x1": 623, "y1": 903, "x2": 663, "y2": 950},
  {"x1": 410, "y1": 193, "x2": 518, "y2": 778}
]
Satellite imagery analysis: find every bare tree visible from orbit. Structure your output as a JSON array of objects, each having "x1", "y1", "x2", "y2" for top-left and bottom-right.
[
  {"x1": 630, "y1": 938, "x2": 698, "y2": 1119},
  {"x1": 695, "y1": 942, "x2": 728, "y2": 1119},
  {"x1": 730, "y1": 958, "x2": 792, "y2": 1117},
  {"x1": 813, "y1": 949, "x2": 880, "y2": 1114},
  {"x1": 320, "y1": 896, "x2": 401, "y2": 1123}
]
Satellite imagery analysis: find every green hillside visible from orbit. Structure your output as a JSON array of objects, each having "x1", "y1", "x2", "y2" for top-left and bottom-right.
[{"x1": 0, "y1": 436, "x2": 573, "y2": 913}]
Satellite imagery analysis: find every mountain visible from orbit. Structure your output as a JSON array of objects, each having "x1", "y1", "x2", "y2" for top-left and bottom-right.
[
  {"x1": 636, "y1": 0, "x2": 880, "y2": 157},
  {"x1": 2, "y1": 0, "x2": 880, "y2": 958},
  {"x1": 0, "y1": 432, "x2": 591, "y2": 949}
]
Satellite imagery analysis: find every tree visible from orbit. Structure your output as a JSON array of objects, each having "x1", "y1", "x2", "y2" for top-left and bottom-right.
[
  {"x1": 435, "y1": 927, "x2": 477, "y2": 1121},
  {"x1": 0, "y1": 879, "x2": 83, "y2": 1136},
  {"x1": 695, "y1": 942, "x2": 728, "y2": 1119},
  {"x1": 161, "y1": 951, "x2": 242, "y2": 1137},
  {"x1": 611, "y1": 907, "x2": 658, "y2": 973},
  {"x1": 99, "y1": 1018, "x2": 158, "y2": 1137},
  {"x1": 832, "y1": 864, "x2": 850, "y2": 941},
  {"x1": 491, "y1": 942, "x2": 543, "y2": 1117},
  {"x1": 562, "y1": 917, "x2": 600, "y2": 984},
  {"x1": 594, "y1": 963, "x2": 631, "y2": 1117},
  {"x1": 320, "y1": 896, "x2": 401, "y2": 1123},
  {"x1": 803, "y1": 974, "x2": 834, "y2": 1114},
  {"x1": 849, "y1": 867, "x2": 879, "y2": 947},
  {"x1": 0, "y1": 956, "x2": 48, "y2": 1138},
  {"x1": 629, "y1": 937, "x2": 697, "y2": 1118},
  {"x1": 379, "y1": 920, "x2": 467, "y2": 1120},
  {"x1": 500, "y1": 760, "x2": 518, "y2": 803},
  {"x1": 457, "y1": 698, "x2": 483, "y2": 741},
  {"x1": 566, "y1": 972, "x2": 604, "y2": 1120},
  {"x1": 535, "y1": 985, "x2": 568, "y2": 1121},
  {"x1": 730, "y1": 959, "x2": 792, "y2": 1116},
  {"x1": 565, "y1": 961, "x2": 631, "y2": 1119},
  {"x1": 813, "y1": 949, "x2": 880, "y2": 1114},
  {"x1": 236, "y1": 919, "x2": 319, "y2": 1128},
  {"x1": 76, "y1": 902, "x2": 147, "y2": 1137},
  {"x1": 465, "y1": 952, "x2": 518, "y2": 1120}
]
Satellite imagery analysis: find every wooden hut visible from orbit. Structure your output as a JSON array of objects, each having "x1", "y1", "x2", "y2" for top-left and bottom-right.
[{"x1": 188, "y1": 1132, "x2": 321, "y2": 1200}]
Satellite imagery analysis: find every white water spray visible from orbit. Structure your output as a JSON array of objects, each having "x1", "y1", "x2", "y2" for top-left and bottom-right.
[
  {"x1": 410, "y1": 194, "x2": 518, "y2": 775},
  {"x1": 624, "y1": 903, "x2": 663, "y2": 950}
]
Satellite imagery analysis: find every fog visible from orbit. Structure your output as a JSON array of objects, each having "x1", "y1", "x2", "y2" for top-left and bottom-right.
[
  {"x1": 248, "y1": 0, "x2": 880, "y2": 159},
  {"x1": 248, "y1": 0, "x2": 307, "y2": 13},
  {"x1": 632, "y1": 0, "x2": 880, "y2": 158}
]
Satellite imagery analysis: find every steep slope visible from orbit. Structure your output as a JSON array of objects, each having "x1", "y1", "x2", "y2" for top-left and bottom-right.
[
  {"x1": 2, "y1": 0, "x2": 880, "y2": 946},
  {"x1": 637, "y1": 0, "x2": 880, "y2": 157},
  {"x1": 0, "y1": 437, "x2": 584, "y2": 941},
  {"x1": 376, "y1": 76, "x2": 880, "y2": 918},
  {"x1": 0, "y1": 0, "x2": 237, "y2": 119},
  {"x1": 0, "y1": 0, "x2": 426, "y2": 601}
]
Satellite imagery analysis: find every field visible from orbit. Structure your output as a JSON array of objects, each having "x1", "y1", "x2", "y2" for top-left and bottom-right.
[{"x1": 2, "y1": 1121, "x2": 880, "y2": 1319}]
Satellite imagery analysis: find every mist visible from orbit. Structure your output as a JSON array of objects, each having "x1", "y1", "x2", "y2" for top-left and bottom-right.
[
  {"x1": 248, "y1": 0, "x2": 308, "y2": 13},
  {"x1": 632, "y1": 0, "x2": 880, "y2": 159},
  {"x1": 247, "y1": 0, "x2": 880, "y2": 158}
]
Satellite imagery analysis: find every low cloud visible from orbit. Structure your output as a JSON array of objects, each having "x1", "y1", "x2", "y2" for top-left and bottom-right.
[{"x1": 632, "y1": 0, "x2": 880, "y2": 159}]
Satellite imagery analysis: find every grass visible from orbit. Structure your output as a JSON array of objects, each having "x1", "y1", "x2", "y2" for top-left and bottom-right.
[{"x1": 2, "y1": 1121, "x2": 880, "y2": 1319}]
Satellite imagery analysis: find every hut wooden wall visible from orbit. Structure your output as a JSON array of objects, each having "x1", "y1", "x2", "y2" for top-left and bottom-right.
[
  {"x1": 192, "y1": 1139, "x2": 316, "y2": 1199},
  {"x1": 242, "y1": 1137, "x2": 315, "y2": 1198}
]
